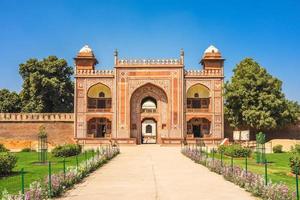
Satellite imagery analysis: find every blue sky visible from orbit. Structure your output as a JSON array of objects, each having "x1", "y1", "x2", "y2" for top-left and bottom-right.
[{"x1": 0, "y1": 0, "x2": 299, "y2": 102}]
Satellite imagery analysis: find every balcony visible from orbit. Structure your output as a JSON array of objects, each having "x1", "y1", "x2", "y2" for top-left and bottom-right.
[
  {"x1": 187, "y1": 98, "x2": 210, "y2": 113},
  {"x1": 87, "y1": 98, "x2": 112, "y2": 112}
]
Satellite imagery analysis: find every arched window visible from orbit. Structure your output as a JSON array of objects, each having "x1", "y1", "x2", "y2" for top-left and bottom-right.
[
  {"x1": 141, "y1": 97, "x2": 157, "y2": 112},
  {"x1": 146, "y1": 125, "x2": 152, "y2": 133},
  {"x1": 87, "y1": 83, "x2": 112, "y2": 110},
  {"x1": 99, "y1": 92, "x2": 105, "y2": 98},
  {"x1": 187, "y1": 84, "x2": 210, "y2": 109}
]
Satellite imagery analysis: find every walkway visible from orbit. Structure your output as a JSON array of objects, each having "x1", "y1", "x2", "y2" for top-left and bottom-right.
[{"x1": 58, "y1": 145, "x2": 255, "y2": 200}]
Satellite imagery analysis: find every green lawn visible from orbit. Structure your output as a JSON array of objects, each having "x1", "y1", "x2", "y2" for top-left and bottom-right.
[
  {"x1": 209, "y1": 152, "x2": 297, "y2": 191},
  {"x1": 0, "y1": 152, "x2": 94, "y2": 195}
]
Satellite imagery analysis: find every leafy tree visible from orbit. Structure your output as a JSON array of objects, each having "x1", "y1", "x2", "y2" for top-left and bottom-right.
[
  {"x1": 19, "y1": 56, "x2": 74, "y2": 112},
  {"x1": 0, "y1": 89, "x2": 21, "y2": 112},
  {"x1": 224, "y1": 58, "x2": 300, "y2": 131}
]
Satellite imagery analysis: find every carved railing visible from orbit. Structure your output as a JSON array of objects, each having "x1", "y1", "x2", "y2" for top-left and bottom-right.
[
  {"x1": 186, "y1": 108, "x2": 210, "y2": 113},
  {"x1": 0, "y1": 113, "x2": 74, "y2": 122},
  {"x1": 185, "y1": 69, "x2": 222, "y2": 76},
  {"x1": 117, "y1": 59, "x2": 181, "y2": 65},
  {"x1": 76, "y1": 69, "x2": 114, "y2": 76},
  {"x1": 141, "y1": 109, "x2": 157, "y2": 113},
  {"x1": 87, "y1": 108, "x2": 112, "y2": 112}
]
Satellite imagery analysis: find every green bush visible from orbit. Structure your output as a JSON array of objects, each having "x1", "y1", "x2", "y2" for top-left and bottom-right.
[
  {"x1": 21, "y1": 148, "x2": 35, "y2": 152},
  {"x1": 291, "y1": 144, "x2": 300, "y2": 154},
  {"x1": 0, "y1": 153, "x2": 17, "y2": 175},
  {"x1": 0, "y1": 144, "x2": 9, "y2": 152},
  {"x1": 218, "y1": 144, "x2": 251, "y2": 158},
  {"x1": 52, "y1": 144, "x2": 82, "y2": 157},
  {"x1": 289, "y1": 155, "x2": 300, "y2": 174},
  {"x1": 273, "y1": 144, "x2": 283, "y2": 153}
]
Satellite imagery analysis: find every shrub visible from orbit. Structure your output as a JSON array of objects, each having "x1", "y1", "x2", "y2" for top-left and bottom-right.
[
  {"x1": 21, "y1": 148, "x2": 35, "y2": 152},
  {"x1": 0, "y1": 144, "x2": 9, "y2": 152},
  {"x1": 0, "y1": 153, "x2": 17, "y2": 175},
  {"x1": 291, "y1": 144, "x2": 300, "y2": 154},
  {"x1": 273, "y1": 144, "x2": 283, "y2": 153},
  {"x1": 289, "y1": 154, "x2": 300, "y2": 174},
  {"x1": 52, "y1": 144, "x2": 82, "y2": 157},
  {"x1": 218, "y1": 144, "x2": 251, "y2": 158}
]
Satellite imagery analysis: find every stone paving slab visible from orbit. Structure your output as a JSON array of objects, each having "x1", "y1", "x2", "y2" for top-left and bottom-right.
[{"x1": 58, "y1": 145, "x2": 255, "y2": 200}]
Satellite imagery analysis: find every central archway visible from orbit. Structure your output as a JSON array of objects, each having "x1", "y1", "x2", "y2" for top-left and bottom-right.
[{"x1": 130, "y1": 83, "x2": 168, "y2": 144}]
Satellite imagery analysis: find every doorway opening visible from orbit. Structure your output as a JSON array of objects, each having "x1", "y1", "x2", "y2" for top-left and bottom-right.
[{"x1": 141, "y1": 118, "x2": 157, "y2": 144}]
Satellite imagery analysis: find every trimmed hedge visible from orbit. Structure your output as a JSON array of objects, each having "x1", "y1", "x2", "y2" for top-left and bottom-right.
[
  {"x1": 218, "y1": 144, "x2": 251, "y2": 158},
  {"x1": 0, "y1": 153, "x2": 17, "y2": 175},
  {"x1": 273, "y1": 144, "x2": 283, "y2": 153},
  {"x1": 21, "y1": 148, "x2": 36, "y2": 152},
  {"x1": 52, "y1": 144, "x2": 82, "y2": 157}
]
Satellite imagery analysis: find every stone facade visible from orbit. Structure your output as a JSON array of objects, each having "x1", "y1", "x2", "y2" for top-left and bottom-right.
[{"x1": 74, "y1": 45, "x2": 225, "y2": 144}]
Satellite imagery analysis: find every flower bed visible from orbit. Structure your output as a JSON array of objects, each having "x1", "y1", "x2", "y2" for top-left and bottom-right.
[
  {"x1": 182, "y1": 147, "x2": 295, "y2": 200},
  {"x1": 1, "y1": 146, "x2": 120, "y2": 199}
]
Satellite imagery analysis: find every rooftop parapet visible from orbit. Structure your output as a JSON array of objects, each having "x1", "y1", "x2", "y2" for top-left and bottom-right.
[
  {"x1": 117, "y1": 59, "x2": 181, "y2": 65},
  {"x1": 76, "y1": 69, "x2": 114, "y2": 77},
  {"x1": 114, "y1": 49, "x2": 184, "y2": 67},
  {"x1": 0, "y1": 113, "x2": 74, "y2": 122},
  {"x1": 185, "y1": 69, "x2": 223, "y2": 77}
]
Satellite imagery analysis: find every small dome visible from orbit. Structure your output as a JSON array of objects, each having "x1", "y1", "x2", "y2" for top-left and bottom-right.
[
  {"x1": 142, "y1": 100, "x2": 157, "y2": 109},
  {"x1": 204, "y1": 45, "x2": 219, "y2": 54},
  {"x1": 77, "y1": 44, "x2": 95, "y2": 58},
  {"x1": 79, "y1": 45, "x2": 93, "y2": 53},
  {"x1": 202, "y1": 45, "x2": 222, "y2": 60}
]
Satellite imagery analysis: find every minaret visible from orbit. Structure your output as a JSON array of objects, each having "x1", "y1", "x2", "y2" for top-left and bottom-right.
[
  {"x1": 180, "y1": 48, "x2": 184, "y2": 65},
  {"x1": 200, "y1": 45, "x2": 224, "y2": 69},
  {"x1": 74, "y1": 45, "x2": 98, "y2": 71}
]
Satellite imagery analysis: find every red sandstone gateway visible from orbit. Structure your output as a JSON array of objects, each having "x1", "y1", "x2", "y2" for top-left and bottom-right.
[{"x1": 74, "y1": 45, "x2": 225, "y2": 145}]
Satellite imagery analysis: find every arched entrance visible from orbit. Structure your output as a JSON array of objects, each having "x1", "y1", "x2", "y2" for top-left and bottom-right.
[
  {"x1": 130, "y1": 83, "x2": 168, "y2": 144},
  {"x1": 141, "y1": 118, "x2": 157, "y2": 144},
  {"x1": 187, "y1": 118, "x2": 211, "y2": 138},
  {"x1": 87, "y1": 118, "x2": 111, "y2": 138}
]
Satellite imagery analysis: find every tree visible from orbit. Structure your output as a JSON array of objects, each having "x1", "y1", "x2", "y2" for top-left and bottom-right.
[
  {"x1": 0, "y1": 89, "x2": 21, "y2": 112},
  {"x1": 224, "y1": 58, "x2": 300, "y2": 131},
  {"x1": 19, "y1": 56, "x2": 74, "y2": 113}
]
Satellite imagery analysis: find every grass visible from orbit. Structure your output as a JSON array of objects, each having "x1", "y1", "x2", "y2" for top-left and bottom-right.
[
  {"x1": 0, "y1": 151, "x2": 94, "y2": 195},
  {"x1": 209, "y1": 151, "x2": 297, "y2": 191}
]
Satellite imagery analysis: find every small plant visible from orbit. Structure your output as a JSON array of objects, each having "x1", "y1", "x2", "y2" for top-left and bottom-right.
[
  {"x1": 52, "y1": 144, "x2": 82, "y2": 157},
  {"x1": 218, "y1": 144, "x2": 251, "y2": 157},
  {"x1": 289, "y1": 154, "x2": 300, "y2": 174},
  {"x1": 273, "y1": 144, "x2": 283, "y2": 153},
  {"x1": 0, "y1": 153, "x2": 17, "y2": 175},
  {"x1": 256, "y1": 132, "x2": 266, "y2": 144},
  {"x1": 0, "y1": 143, "x2": 9, "y2": 152},
  {"x1": 38, "y1": 125, "x2": 47, "y2": 138}
]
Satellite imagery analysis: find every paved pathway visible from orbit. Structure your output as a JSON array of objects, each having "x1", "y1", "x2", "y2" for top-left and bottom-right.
[{"x1": 58, "y1": 145, "x2": 255, "y2": 200}]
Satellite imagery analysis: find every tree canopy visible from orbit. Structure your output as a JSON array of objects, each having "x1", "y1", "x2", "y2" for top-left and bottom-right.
[
  {"x1": 224, "y1": 58, "x2": 300, "y2": 131},
  {"x1": 19, "y1": 56, "x2": 74, "y2": 113},
  {"x1": 0, "y1": 89, "x2": 21, "y2": 112}
]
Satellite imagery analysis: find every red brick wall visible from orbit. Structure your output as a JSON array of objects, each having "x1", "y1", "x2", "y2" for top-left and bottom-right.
[{"x1": 0, "y1": 122, "x2": 74, "y2": 150}]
